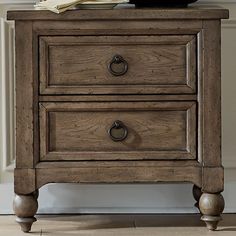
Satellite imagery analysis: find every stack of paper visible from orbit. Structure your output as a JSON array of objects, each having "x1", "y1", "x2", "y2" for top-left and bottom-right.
[{"x1": 35, "y1": 0, "x2": 129, "y2": 13}]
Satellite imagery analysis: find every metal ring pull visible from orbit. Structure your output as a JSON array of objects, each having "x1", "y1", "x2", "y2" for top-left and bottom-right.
[
  {"x1": 108, "y1": 55, "x2": 128, "y2": 76},
  {"x1": 108, "y1": 120, "x2": 128, "y2": 142}
]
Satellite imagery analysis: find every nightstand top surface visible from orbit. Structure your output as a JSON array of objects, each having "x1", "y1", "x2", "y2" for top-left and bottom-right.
[{"x1": 7, "y1": 5, "x2": 229, "y2": 21}]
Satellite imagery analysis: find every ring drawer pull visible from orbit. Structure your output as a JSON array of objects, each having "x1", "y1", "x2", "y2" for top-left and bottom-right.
[
  {"x1": 108, "y1": 120, "x2": 128, "y2": 142},
  {"x1": 108, "y1": 55, "x2": 128, "y2": 76}
]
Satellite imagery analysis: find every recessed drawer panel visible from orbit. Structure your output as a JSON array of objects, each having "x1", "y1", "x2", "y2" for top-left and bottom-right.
[
  {"x1": 39, "y1": 101, "x2": 196, "y2": 161},
  {"x1": 39, "y1": 35, "x2": 197, "y2": 95}
]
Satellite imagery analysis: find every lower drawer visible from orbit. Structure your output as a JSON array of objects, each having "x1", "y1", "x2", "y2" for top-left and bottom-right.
[{"x1": 39, "y1": 101, "x2": 196, "y2": 161}]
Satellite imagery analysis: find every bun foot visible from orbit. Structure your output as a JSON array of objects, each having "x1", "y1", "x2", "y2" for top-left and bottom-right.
[
  {"x1": 13, "y1": 193, "x2": 38, "y2": 233},
  {"x1": 199, "y1": 193, "x2": 224, "y2": 230},
  {"x1": 16, "y1": 216, "x2": 37, "y2": 233},
  {"x1": 201, "y1": 215, "x2": 222, "y2": 231}
]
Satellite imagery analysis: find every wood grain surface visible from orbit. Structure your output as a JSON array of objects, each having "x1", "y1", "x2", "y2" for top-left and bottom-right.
[
  {"x1": 15, "y1": 21, "x2": 35, "y2": 168},
  {"x1": 39, "y1": 102, "x2": 196, "y2": 161},
  {"x1": 9, "y1": 7, "x2": 229, "y2": 231},
  {"x1": 7, "y1": 8, "x2": 229, "y2": 21},
  {"x1": 40, "y1": 35, "x2": 196, "y2": 95},
  {"x1": 36, "y1": 165, "x2": 202, "y2": 189}
]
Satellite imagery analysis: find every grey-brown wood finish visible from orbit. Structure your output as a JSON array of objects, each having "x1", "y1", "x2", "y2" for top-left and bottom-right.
[
  {"x1": 7, "y1": 8, "x2": 228, "y2": 20},
  {"x1": 8, "y1": 7, "x2": 229, "y2": 233},
  {"x1": 15, "y1": 21, "x2": 34, "y2": 169},
  {"x1": 39, "y1": 35, "x2": 196, "y2": 94},
  {"x1": 13, "y1": 192, "x2": 38, "y2": 232},
  {"x1": 39, "y1": 101, "x2": 196, "y2": 161}
]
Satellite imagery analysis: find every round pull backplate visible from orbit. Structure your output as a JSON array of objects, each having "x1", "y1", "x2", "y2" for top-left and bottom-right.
[
  {"x1": 108, "y1": 55, "x2": 128, "y2": 76},
  {"x1": 108, "y1": 120, "x2": 128, "y2": 142}
]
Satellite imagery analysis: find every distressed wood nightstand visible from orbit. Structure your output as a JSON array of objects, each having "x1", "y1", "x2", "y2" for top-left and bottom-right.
[{"x1": 8, "y1": 7, "x2": 228, "y2": 232}]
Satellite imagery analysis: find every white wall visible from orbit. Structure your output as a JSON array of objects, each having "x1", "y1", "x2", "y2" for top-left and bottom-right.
[{"x1": 0, "y1": 0, "x2": 236, "y2": 214}]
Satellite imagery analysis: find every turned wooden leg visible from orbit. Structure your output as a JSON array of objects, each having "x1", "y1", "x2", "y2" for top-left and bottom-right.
[
  {"x1": 13, "y1": 192, "x2": 38, "y2": 233},
  {"x1": 192, "y1": 185, "x2": 202, "y2": 211},
  {"x1": 32, "y1": 189, "x2": 39, "y2": 200},
  {"x1": 199, "y1": 193, "x2": 225, "y2": 231}
]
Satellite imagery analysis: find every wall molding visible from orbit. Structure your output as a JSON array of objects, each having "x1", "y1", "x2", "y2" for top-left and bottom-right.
[
  {"x1": 0, "y1": 18, "x2": 8, "y2": 172},
  {"x1": 222, "y1": 20, "x2": 236, "y2": 28},
  {"x1": 0, "y1": 0, "x2": 36, "y2": 4},
  {"x1": 0, "y1": 17, "x2": 15, "y2": 173},
  {"x1": 224, "y1": 161, "x2": 236, "y2": 169}
]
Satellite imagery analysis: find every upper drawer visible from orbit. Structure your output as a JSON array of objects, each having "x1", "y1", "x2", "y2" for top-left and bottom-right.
[{"x1": 39, "y1": 35, "x2": 197, "y2": 95}]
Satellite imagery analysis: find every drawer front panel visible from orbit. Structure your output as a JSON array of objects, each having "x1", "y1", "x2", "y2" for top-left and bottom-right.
[
  {"x1": 39, "y1": 102, "x2": 196, "y2": 161},
  {"x1": 39, "y1": 35, "x2": 196, "y2": 95}
]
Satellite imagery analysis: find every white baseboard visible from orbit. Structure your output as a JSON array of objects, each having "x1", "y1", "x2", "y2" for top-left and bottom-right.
[
  {"x1": 1, "y1": 179, "x2": 236, "y2": 214},
  {"x1": 37, "y1": 207, "x2": 199, "y2": 214}
]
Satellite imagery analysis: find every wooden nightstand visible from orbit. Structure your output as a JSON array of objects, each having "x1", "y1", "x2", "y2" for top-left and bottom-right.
[{"x1": 7, "y1": 6, "x2": 229, "y2": 232}]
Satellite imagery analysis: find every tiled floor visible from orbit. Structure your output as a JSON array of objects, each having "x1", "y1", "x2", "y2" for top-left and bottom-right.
[{"x1": 0, "y1": 214, "x2": 236, "y2": 236}]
